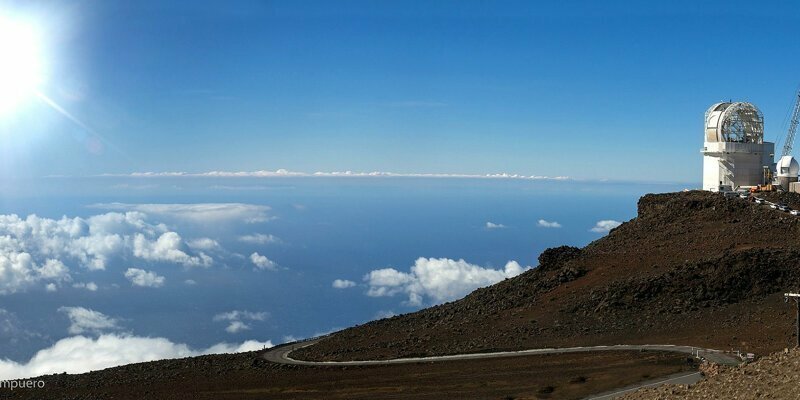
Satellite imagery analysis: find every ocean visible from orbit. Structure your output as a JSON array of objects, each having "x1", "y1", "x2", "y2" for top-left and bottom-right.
[{"x1": 0, "y1": 176, "x2": 687, "y2": 366}]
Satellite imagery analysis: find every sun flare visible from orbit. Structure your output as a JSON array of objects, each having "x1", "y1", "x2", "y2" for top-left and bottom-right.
[{"x1": 0, "y1": 14, "x2": 44, "y2": 116}]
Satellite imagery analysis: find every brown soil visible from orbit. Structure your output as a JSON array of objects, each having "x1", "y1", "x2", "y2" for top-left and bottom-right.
[
  {"x1": 623, "y1": 348, "x2": 800, "y2": 399},
  {"x1": 294, "y1": 191, "x2": 800, "y2": 362},
  {"x1": 0, "y1": 350, "x2": 691, "y2": 400}
]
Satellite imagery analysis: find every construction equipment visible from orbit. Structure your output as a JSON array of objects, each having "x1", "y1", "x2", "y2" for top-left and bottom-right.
[
  {"x1": 781, "y1": 90, "x2": 800, "y2": 157},
  {"x1": 750, "y1": 185, "x2": 774, "y2": 193},
  {"x1": 750, "y1": 166, "x2": 775, "y2": 192}
]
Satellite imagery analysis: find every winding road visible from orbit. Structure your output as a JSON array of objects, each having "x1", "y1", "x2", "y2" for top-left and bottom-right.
[
  {"x1": 263, "y1": 338, "x2": 740, "y2": 366},
  {"x1": 263, "y1": 338, "x2": 741, "y2": 398}
]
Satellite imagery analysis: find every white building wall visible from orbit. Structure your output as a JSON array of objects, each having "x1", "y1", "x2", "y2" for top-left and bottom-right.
[
  {"x1": 702, "y1": 154, "x2": 723, "y2": 191},
  {"x1": 702, "y1": 141, "x2": 774, "y2": 191}
]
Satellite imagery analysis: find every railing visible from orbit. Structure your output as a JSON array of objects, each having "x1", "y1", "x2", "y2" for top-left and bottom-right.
[{"x1": 702, "y1": 141, "x2": 771, "y2": 155}]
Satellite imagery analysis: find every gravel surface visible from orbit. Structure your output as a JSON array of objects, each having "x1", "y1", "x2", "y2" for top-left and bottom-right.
[{"x1": 623, "y1": 348, "x2": 800, "y2": 399}]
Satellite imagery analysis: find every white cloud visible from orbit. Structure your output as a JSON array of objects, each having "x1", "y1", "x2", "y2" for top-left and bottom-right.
[
  {"x1": 186, "y1": 238, "x2": 220, "y2": 251},
  {"x1": 100, "y1": 170, "x2": 571, "y2": 181},
  {"x1": 184, "y1": 279, "x2": 196, "y2": 285},
  {"x1": 590, "y1": 220, "x2": 622, "y2": 233},
  {"x1": 72, "y1": 282, "x2": 98, "y2": 291},
  {"x1": 133, "y1": 232, "x2": 212, "y2": 268},
  {"x1": 237, "y1": 233, "x2": 280, "y2": 245},
  {"x1": 364, "y1": 257, "x2": 530, "y2": 306},
  {"x1": 37, "y1": 260, "x2": 71, "y2": 281},
  {"x1": 213, "y1": 310, "x2": 268, "y2": 322},
  {"x1": 45, "y1": 283, "x2": 56, "y2": 292},
  {"x1": 0, "y1": 212, "x2": 214, "y2": 294},
  {"x1": 537, "y1": 219, "x2": 562, "y2": 228},
  {"x1": 0, "y1": 250, "x2": 70, "y2": 295},
  {"x1": 223, "y1": 321, "x2": 249, "y2": 333},
  {"x1": 332, "y1": 279, "x2": 356, "y2": 289},
  {"x1": 124, "y1": 268, "x2": 165, "y2": 288},
  {"x1": 213, "y1": 310, "x2": 268, "y2": 334},
  {"x1": 0, "y1": 334, "x2": 273, "y2": 380},
  {"x1": 89, "y1": 203, "x2": 272, "y2": 224},
  {"x1": 58, "y1": 307, "x2": 119, "y2": 335},
  {"x1": 249, "y1": 252, "x2": 277, "y2": 271},
  {"x1": 485, "y1": 222, "x2": 506, "y2": 229}
]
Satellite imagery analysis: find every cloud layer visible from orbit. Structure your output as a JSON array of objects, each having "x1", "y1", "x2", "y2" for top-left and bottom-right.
[
  {"x1": 0, "y1": 334, "x2": 273, "y2": 380},
  {"x1": 89, "y1": 203, "x2": 271, "y2": 224},
  {"x1": 101, "y1": 169, "x2": 570, "y2": 181},
  {"x1": 364, "y1": 257, "x2": 530, "y2": 306},
  {"x1": 237, "y1": 233, "x2": 280, "y2": 245},
  {"x1": 0, "y1": 212, "x2": 212, "y2": 294}
]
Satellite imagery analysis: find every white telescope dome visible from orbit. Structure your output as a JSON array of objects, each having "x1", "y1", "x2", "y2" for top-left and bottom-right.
[
  {"x1": 704, "y1": 102, "x2": 764, "y2": 144},
  {"x1": 777, "y1": 155, "x2": 800, "y2": 177}
]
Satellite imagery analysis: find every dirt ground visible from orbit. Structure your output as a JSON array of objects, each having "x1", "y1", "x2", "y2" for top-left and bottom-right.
[
  {"x1": 623, "y1": 348, "x2": 800, "y2": 399},
  {"x1": 0, "y1": 351, "x2": 691, "y2": 400}
]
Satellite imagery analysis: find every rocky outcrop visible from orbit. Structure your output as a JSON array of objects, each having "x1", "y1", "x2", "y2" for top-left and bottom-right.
[{"x1": 623, "y1": 348, "x2": 800, "y2": 399}]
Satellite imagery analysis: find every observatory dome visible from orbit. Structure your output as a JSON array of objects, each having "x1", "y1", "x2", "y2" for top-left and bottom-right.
[
  {"x1": 776, "y1": 155, "x2": 799, "y2": 177},
  {"x1": 704, "y1": 102, "x2": 764, "y2": 144}
]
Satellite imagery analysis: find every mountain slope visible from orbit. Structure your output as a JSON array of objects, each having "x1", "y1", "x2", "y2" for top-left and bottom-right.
[{"x1": 295, "y1": 191, "x2": 800, "y2": 361}]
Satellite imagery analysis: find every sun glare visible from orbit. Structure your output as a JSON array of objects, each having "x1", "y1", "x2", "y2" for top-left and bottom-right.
[{"x1": 0, "y1": 15, "x2": 44, "y2": 116}]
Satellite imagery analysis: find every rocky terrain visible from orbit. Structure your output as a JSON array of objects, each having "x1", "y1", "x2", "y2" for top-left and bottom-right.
[
  {"x1": 295, "y1": 191, "x2": 800, "y2": 361},
  {"x1": 624, "y1": 348, "x2": 800, "y2": 399}
]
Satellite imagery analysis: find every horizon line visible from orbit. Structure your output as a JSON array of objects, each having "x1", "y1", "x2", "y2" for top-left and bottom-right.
[
  {"x1": 37, "y1": 169, "x2": 697, "y2": 186},
  {"x1": 89, "y1": 169, "x2": 573, "y2": 180}
]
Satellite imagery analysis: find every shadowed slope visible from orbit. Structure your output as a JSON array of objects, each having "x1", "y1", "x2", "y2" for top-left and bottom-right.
[{"x1": 295, "y1": 191, "x2": 800, "y2": 361}]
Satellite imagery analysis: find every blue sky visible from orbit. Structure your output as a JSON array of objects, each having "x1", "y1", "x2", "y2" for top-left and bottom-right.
[{"x1": 2, "y1": 1, "x2": 799, "y2": 182}]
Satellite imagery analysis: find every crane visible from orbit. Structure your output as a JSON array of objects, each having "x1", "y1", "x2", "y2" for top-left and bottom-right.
[
  {"x1": 750, "y1": 91, "x2": 800, "y2": 193},
  {"x1": 782, "y1": 90, "x2": 800, "y2": 157}
]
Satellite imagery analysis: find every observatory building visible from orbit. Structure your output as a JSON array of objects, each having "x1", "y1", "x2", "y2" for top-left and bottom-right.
[
  {"x1": 776, "y1": 155, "x2": 800, "y2": 190},
  {"x1": 702, "y1": 102, "x2": 775, "y2": 191}
]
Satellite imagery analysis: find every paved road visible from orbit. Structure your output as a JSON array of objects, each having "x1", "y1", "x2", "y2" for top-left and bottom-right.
[
  {"x1": 262, "y1": 340, "x2": 740, "y2": 399},
  {"x1": 263, "y1": 339, "x2": 741, "y2": 367},
  {"x1": 587, "y1": 371, "x2": 703, "y2": 399}
]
